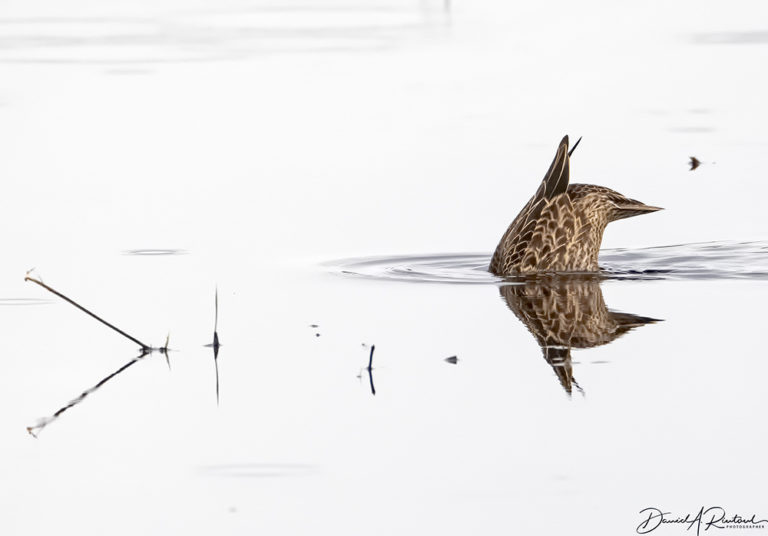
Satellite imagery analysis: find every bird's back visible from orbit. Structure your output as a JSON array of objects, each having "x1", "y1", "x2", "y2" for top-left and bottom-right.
[
  {"x1": 490, "y1": 185, "x2": 604, "y2": 273},
  {"x1": 489, "y1": 135, "x2": 588, "y2": 274}
]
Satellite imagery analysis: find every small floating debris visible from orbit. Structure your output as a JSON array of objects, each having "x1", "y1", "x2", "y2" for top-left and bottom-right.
[
  {"x1": 308, "y1": 324, "x2": 320, "y2": 337},
  {"x1": 444, "y1": 355, "x2": 459, "y2": 365},
  {"x1": 689, "y1": 156, "x2": 701, "y2": 171}
]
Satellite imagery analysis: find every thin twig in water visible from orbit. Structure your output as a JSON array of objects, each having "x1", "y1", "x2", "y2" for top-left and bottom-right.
[
  {"x1": 367, "y1": 345, "x2": 376, "y2": 395},
  {"x1": 214, "y1": 287, "x2": 219, "y2": 335},
  {"x1": 24, "y1": 273, "x2": 150, "y2": 351}
]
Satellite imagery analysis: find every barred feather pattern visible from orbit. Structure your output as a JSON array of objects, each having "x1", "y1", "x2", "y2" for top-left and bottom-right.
[
  {"x1": 500, "y1": 276, "x2": 658, "y2": 393},
  {"x1": 489, "y1": 136, "x2": 660, "y2": 275}
]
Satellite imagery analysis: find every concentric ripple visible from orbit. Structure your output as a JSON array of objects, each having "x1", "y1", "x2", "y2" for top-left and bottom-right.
[
  {"x1": 124, "y1": 249, "x2": 187, "y2": 256},
  {"x1": 329, "y1": 241, "x2": 768, "y2": 284},
  {"x1": 333, "y1": 252, "x2": 494, "y2": 285}
]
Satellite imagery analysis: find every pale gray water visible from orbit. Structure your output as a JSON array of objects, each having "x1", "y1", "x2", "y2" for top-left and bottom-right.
[{"x1": 1, "y1": 1, "x2": 767, "y2": 535}]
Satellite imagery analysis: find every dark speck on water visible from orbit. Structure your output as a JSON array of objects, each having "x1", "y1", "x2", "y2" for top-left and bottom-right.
[{"x1": 689, "y1": 156, "x2": 701, "y2": 171}]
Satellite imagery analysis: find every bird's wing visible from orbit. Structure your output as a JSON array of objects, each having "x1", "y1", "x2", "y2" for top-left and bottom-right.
[
  {"x1": 500, "y1": 135, "x2": 571, "y2": 270},
  {"x1": 539, "y1": 134, "x2": 571, "y2": 200}
]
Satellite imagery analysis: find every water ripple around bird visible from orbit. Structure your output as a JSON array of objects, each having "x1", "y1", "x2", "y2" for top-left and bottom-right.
[{"x1": 329, "y1": 241, "x2": 768, "y2": 284}]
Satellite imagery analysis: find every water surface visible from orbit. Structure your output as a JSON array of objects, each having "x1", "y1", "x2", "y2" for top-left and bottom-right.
[
  {"x1": 332, "y1": 241, "x2": 768, "y2": 283},
  {"x1": 1, "y1": 1, "x2": 766, "y2": 535}
]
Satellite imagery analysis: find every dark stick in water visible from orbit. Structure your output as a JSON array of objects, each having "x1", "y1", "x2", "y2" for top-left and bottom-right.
[
  {"x1": 25, "y1": 273, "x2": 151, "y2": 351},
  {"x1": 214, "y1": 287, "x2": 219, "y2": 338},
  {"x1": 367, "y1": 345, "x2": 376, "y2": 396},
  {"x1": 367, "y1": 344, "x2": 375, "y2": 371}
]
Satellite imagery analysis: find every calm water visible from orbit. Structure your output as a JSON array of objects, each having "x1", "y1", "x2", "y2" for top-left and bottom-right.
[{"x1": 1, "y1": 1, "x2": 767, "y2": 535}]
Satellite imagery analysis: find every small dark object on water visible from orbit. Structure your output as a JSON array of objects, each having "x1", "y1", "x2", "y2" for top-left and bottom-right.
[
  {"x1": 444, "y1": 355, "x2": 459, "y2": 364},
  {"x1": 689, "y1": 156, "x2": 701, "y2": 171},
  {"x1": 309, "y1": 324, "x2": 319, "y2": 328},
  {"x1": 315, "y1": 333, "x2": 320, "y2": 337}
]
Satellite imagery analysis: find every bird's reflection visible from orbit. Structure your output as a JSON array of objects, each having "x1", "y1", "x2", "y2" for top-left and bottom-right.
[{"x1": 499, "y1": 275, "x2": 660, "y2": 395}]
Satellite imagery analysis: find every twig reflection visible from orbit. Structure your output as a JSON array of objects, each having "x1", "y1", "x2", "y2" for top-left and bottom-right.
[
  {"x1": 27, "y1": 349, "x2": 154, "y2": 437},
  {"x1": 203, "y1": 288, "x2": 222, "y2": 404}
]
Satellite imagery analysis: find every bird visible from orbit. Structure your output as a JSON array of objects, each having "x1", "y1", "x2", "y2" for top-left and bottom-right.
[{"x1": 489, "y1": 135, "x2": 662, "y2": 275}]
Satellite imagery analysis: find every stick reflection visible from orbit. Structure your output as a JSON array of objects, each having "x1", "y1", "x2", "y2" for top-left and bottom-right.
[
  {"x1": 27, "y1": 349, "x2": 152, "y2": 437},
  {"x1": 203, "y1": 288, "x2": 222, "y2": 404},
  {"x1": 500, "y1": 275, "x2": 660, "y2": 395}
]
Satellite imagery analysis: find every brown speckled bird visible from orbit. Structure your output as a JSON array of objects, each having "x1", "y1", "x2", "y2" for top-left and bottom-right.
[{"x1": 489, "y1": 135, "x2": 662, "y2": 275}]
